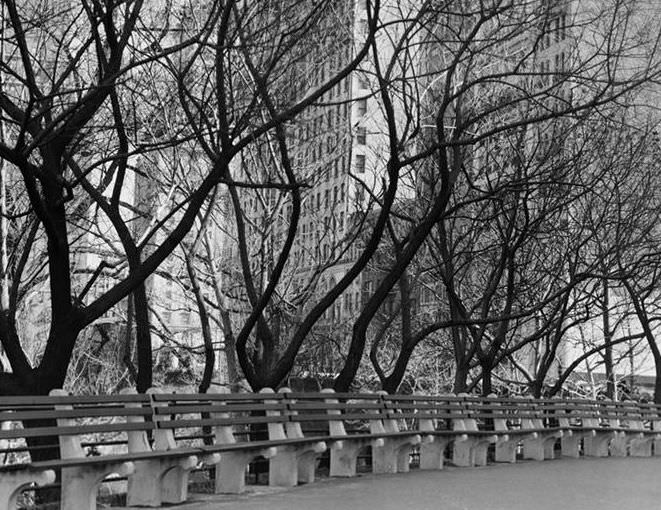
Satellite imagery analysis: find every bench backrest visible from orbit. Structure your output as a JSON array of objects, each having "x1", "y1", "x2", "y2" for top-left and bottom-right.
[{"x1": 2, "y1": 390, "x2": 659, "y2": 471}]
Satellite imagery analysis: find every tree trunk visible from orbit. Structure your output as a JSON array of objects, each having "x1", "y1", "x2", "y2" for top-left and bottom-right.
[
  {"x1": 481, "y1": 362, "x2": 493, "y2": 396},
  {"x1": 653, "y1": 363, "x2": 661, "y2": 404},
  {"x1": 381, "y1": 344, "x2": 416, "y2": 394},
  {"x1": 333, "y1": 321, "x2": 365, "y2": 392},
  {"x1": 121, "y1": 295, "x2": 138, "y2": 381},
  {"x1": 602, "y1": 278, "x2": 615, "y2": 399},
  {"x1": 186, "y1": 257, "x2": 215, "y2": 394},
  {"x1": 530, "y1": 379, "x2": 543, "y2": 398},
  {"x1": 453, "y1": 362, "x2": 469, "y2": 394},
  {"x1": 221, "y1": 315, "x2": 241, "y2": 389},
  {"x1": 622, "y1": 281, "x2": 661, "y2": 404},
  {"x1": 133, "y1": 283, "x2": 152, "y2": 393}
]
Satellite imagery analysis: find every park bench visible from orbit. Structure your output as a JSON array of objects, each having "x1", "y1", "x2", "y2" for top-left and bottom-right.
[
  {"x1": 390, "y1": 394, "x2": 500, "y2": 468},
  {"x1": 638, "y1": 401, "x2": 661, "y2": 456},
  {"x1": 276, "y1": 390, "x2": 422, "y2": 476},
  {"x1": 2, "y1": 390, "x2": 661, "y2": 509},
  {"x1": 436, "y1": 395, "x2": 561, "y2": 465},
  {"x1": 597, "y1": 400, "x2": 657, "y2": 457},
  {"x1": 145, "y1": 389, "x2": 321, "y2": 493},
  {"x1": 545, "y1": 398, "x2": 661, "y2": 458},
  {"x1": 470, "y1": 396, "x2": 558, "y2": 463},
  {"x1": 0, "y1": 392, "x2": 153, "y2": 509},
  {"x1": 513, "y1": 398, "x2": 563, "y2": 461},
  {"x1": 543, "y1": 398, "x2": 598, "y2": 457}
]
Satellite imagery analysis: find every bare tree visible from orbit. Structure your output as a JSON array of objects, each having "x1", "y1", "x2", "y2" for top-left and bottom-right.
[{"x1": 334, "y1": 0, "x2": 661, "y2": 392}]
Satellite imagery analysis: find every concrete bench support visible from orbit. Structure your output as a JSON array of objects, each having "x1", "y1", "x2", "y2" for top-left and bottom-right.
[
  {"x1": 264, "y1": 389, "x2": 326, "y2": 487},
  {"x1": 321, "y1": 389, "x2": 383, "y2": 477},
  {"x1": 608, "y1": 409, "x2": 640, "y2": 457},
  {"x1": 206, "y1": 387, "x2": 276, "y2": 495},
  {"x1": 370, "y1": 394, "x2": 420, "y2": 474},
  {"x1": 554, "y1": 403, "x2": 585, "y2": 458},
  {"x1": 560, "y1": 430, "x2": 591, "y2": 458},
  {"x1": 121, "y1": 388, "x2": 199, "y2": 506},
  {"x1": 329, "y1": 439, "x2": 374, "y2": 477},
  {"x1": 650, "y1": 420, "x2": 661, "y2": 456},
  {"x1": 629, "y1": 434, "x2": 653, "y2": 457},
  {"x1": 51, "y1": 389, "x2": 135, "y2": 510},
  {"x1": 582, "y1": 408, "x2": 611, "y2": 457},
  {"x1": 279, "y1": 388, "x2": 327, "y2": 484},
  {"x1": 452, "y1": 394, "x2": 495, "y2": 467},
  {"x1": 62, "y1": 461, "x2": 134, "y2": 510},
  {"x1": 624, "y1": 413, "x2": 652, "y2": 457},
  {"x1": 487, "y1": 397, "x2": 519, "y2": 464},
  {"x1": 521, "y1": 432, "x2": 557, "y2": 461},
  {"x1": 494, "y1": 434, "x2": 518, "y2": 463},
  {"x1": 0, "y1": 469, "x2": 55, "y2": 510},
  {"x1": 521, "y1": 435, "x2": 541, "y2": 461},
  {"x1": 148, "y1": 388, "x2": 218, "y2": 504},
  {"x1": 372, "y1": 434, "x2": 421, "y2": 474},
  {"x1": 418, "y1": 417, "x2": 450, "y2": 470},
  {"x1": 519, "y1": 405, "x2": 561, "y2": 461},
  {"x1": 268, "y1": 442, "x2": 326, "y2": 486},
  {"x1": 127, "y1": 456, "x2": 197, "y2": 507},
  {"x1": 452, "y1": 434, "x2": 494, "y2": 467},
  {"x1": 610, "y1": 430, "x2": 644, "y2": 457},
  {"x1": 419, "y1": 436, "x2": 449, "y2": 469},
  {"x1": 583, "y1": 432, "x2": 612, "y2": 457},
  {"x1": 214, "y1": 448, "x2": 277, "y2": 493}
]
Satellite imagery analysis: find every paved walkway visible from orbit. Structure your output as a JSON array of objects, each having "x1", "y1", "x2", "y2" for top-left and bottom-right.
[{"x1": 114, "y1": 457, "x2": 661, "y2": 510}]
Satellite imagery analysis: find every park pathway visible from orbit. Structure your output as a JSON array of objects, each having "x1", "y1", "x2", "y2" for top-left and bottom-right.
[{"x1": 113, "y1": 457, "x2": 661, "y2": 510}]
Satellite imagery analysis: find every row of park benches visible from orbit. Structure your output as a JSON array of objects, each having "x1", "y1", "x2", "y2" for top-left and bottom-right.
[{"x1": 1, "y1": 388, "x2": 660, "y2": 509}]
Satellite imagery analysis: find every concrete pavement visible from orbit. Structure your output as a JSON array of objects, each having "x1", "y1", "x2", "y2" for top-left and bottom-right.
[{"x1": 112, "y1": 457, "x2": 661, "y2": 509}]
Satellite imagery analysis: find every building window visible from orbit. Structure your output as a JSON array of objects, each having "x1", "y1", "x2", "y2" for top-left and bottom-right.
[
  {"x1": 355, "y1": 154, "x2": 366, "y2": 173},
  {"x1": 356, "y1": 126, "x2": 367, "y2": 144},
  {"x1": 356, "y1": 98, "x2": 367, "y2": 116}
]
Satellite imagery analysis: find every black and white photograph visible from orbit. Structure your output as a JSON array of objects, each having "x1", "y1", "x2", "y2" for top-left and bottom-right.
[{"x1": 0, "y1": 0, "x2": 660, "y2": 508}]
